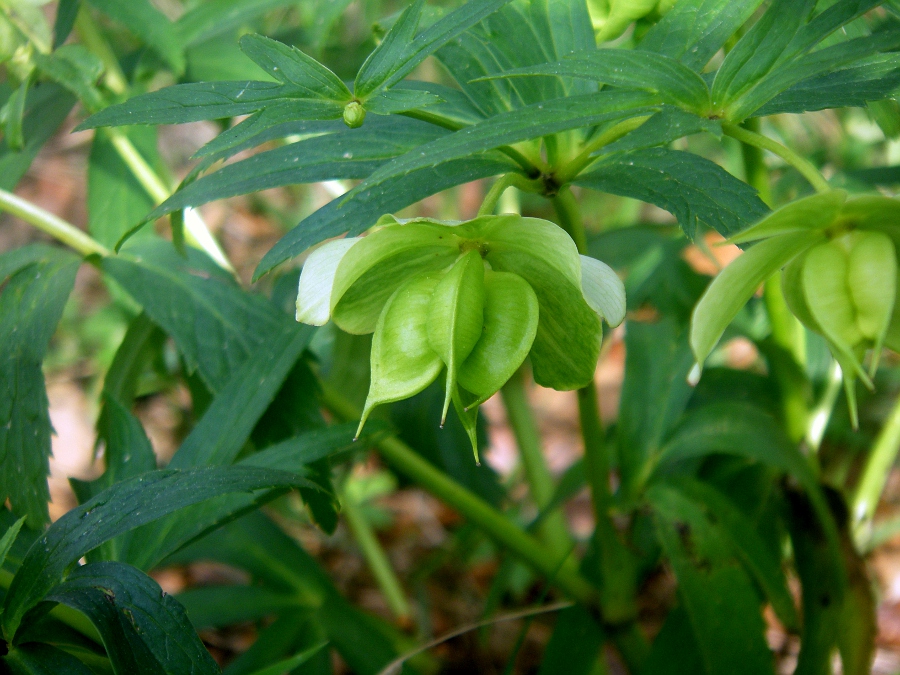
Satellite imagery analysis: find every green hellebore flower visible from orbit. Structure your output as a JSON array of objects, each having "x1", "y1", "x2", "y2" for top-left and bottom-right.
[
  {"x1": 296, "y1": 214, "x2": 626, "y2": 461},
  {"x1": 690, "y1": 190, "x2": 900, "y2": 427}
]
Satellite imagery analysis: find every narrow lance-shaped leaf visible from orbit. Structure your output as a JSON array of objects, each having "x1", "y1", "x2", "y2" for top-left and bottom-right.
[
  {"x1": 0, "y1": 249, "x2": 80, "y2": 526},
  {"x1": 727, "y1": 191, "x2": 846, "y2": 244},
  {"x1": 458, "y1": 271, "x2": 539, "y2": 407},
  {"x1": 427, "y1": 250, "x2": 485, "y2": 424},
  {"x1": 239, "y1": 34, "x2": 351, "y2": 100},
  {"x1": 358, "y1": 274, "x2": 444, "y2": 437},
  {"x1": 638, "y1": 0, "x2": 766, "y2": 71},
  {"x1": 355, "y1": 0, "x2": 516, "y2": 97},
  {"x1": 354, "y1": 0, "x2": 424, "y2": 97},
  {"x1": 480, "y1": 50, "x2": 711, "y2": 111},
  {"x1": 690, "y1": 231, "x2": 822, "y2": 367},
  {"x1": 85, "y1": 0, "x2": 185, "y2": 74},
  {"x1": 44, "y1": 561, "x2": 218, "y2": 674}
]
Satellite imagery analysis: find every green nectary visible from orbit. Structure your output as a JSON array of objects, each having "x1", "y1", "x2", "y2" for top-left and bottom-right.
[
  {"x1": 296, "y1": 214, "x2": 625, "y2": 461},
  {"x1": 690, "y1": 191, "x2": 900, "y2": 428}
]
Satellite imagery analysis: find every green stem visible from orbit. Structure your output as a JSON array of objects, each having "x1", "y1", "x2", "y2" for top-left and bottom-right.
[
  {"x1": 0, "y1": 188, "x2": 110, "y2": 257},
  {"x1": 477, "y1": 174, "x2": 539, "y2": 217},
  {"x1": 74, "y1": 7, "x2": 128, "y2": 95},
  {"x1": 320, "y1": 383, "x2": 598, "y2": 605},
  {"x1": 556, "y1": 116, "x2": 651, "y2": 185},
  {"x1": 550, "y1": 186, "x2": 588, "y2": 253},
  {"x1": 853, "y1": 392, "x2": 900, "y2": 537},
  {"x1": 737, "y1": 118, "x2": 773, "y2": 207},
  {"x1": 500, "y1": 371, "x2": 573, "y2": 558},
  {"x1": 341, "y1": 493, "x2": 411, "y2": 622},
  {"x1": 806, "y1": 360, "x2": 843, "y2": 452},
  {"x1": 722, "y1": 122, "x2": 831, "y2": 194}
]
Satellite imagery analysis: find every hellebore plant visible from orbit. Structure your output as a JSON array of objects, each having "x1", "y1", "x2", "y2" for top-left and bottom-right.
[
  {"x1": 691, "y1": 191, "x2": 900, "y2": 426},
  {"x1": 296, "y1": 213, "x2": 625, "y2": 461}
]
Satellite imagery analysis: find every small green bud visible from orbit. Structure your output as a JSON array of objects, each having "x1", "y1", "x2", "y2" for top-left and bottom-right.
[{"x1": 342, "y1": 101, "x2": 366, "y2": 128}]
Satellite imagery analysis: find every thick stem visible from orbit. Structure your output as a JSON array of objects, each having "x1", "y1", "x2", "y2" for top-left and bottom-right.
[
  {"x1": 341, "y1": 494, "x2": 411, "y2": 623},
  {"x1": 853, "y1": 392, "x2": 900, "y2": 537},
  {"x1": 550, "y1": 187, "x2": 588, "y2": 253},
  {"x1": 500, "y1": 371, "x2": 573, "y2": 557},
  {"x1": 723, "y1": 122, "x2": 831, "y2": 195},
  {"x1": 321, "y1": 384, "x2": 598, "y2": 605},
  {"x1": 0, "y1": 188, "x2": 110, "y2": 257}
]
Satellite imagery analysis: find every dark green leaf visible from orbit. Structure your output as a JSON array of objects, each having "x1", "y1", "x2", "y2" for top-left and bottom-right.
[
  {"x1": 87, "y1": 128, "x2": 157, "y2": 248},
  {"x1": 84, "y1": 0, "x2": 185, "y2": 74},
  {"x1": 575, "y1": 148, "x2": 769, "y2": 239},
  {"x1": 2, "y1": 466, "x2": 313, "y2": 638},
  {"x1": 177, "y1": 585, "x2": 304, "y2": 630},
  {"x1": 601, "y1": 107, "x2": 720, "y2": 154},
  {"x1": 754, "y1": 54, "x2": 900, "y2": 117},
  {"x1": 76, "y1": 81, "x2": 291, "y2": 130},
  {"x1": 352, "y1": 90, "x2": 657, "y2": 198},
  {"x1": 53, "y1": 0, "x2": 80, "y2": 48},
  {"x1": 537, "y1": 605, "x2": 603, "y2": 675},
  {"x1": 0, "y1": 517, "x2": 26, "y2": 569},
  {"x1": 239, "y1": 34, "x2": 351, "y2": 100},
  {"x1": 242, "y1": 644, "x2": 328, "y2": 675},
  {"x1": 364, "y1": 88, "x2": 442, "y2": 115},
  {"x1": 434, "y1": 30, "x2": 518, "y2": 117},
  {"x1": 102, "y1": 241, "x2": 293, "y2": 393},
  {"x1": 647, "y1": 484, "x2": 775, "y2": 675},
  {"x1": 254, "y1": 155, "x2": 515, "y2": 278},
  {"x1": 846, "y1": 164, "x2": 900, "y2": 186},
  {"x1": 673, "y1": 478, "x2": 798, "y2": 630},
  {"x1": 167, "y1": 326, "x2": 314, "y2": 469},
  {"x1": 44, "y1": 561, "x2": 218, "y2": 674},
  {"x1": 0, "y1": 248, "x2": 80, "y2": 526},
  {"x1": 0, "y1": 84, "x2": 76, "y2": 191},
  {"x1": 711, "y1": 0, "x2": 816, "y2": 107},
  {"x1": 151, "y1": 117, "x2": 446, "y2": 218},
  {"x1": 639, "y1": 607, "x2": 705, "y2": 675},
  {"x1": 733, "y1": 30, "x2": 900, "y2": 120},
  {"x1": 616, "y1": 318, "x2": 695, "y2": 499},
  {"x1": 639, "y1": 0, "x2": 766, "y2": 71},
  {"x1": 4, "y1": 643, "x2": 96, "y2": 675},
  {"x1": 485, "y1": 49, "x2": 711, "y2": 111},
  {"x1": 781, "y1": 0, "x2": 884, "y2": 64},
  {"x1": 221, "y1": 611, "x2": 326, "y2": 675},
  {"x1": 167, "y1": 512, "x2": 411, "y2": 674},
  {"x1": 354, "y1": 0, "x2": 514, "y2": 97}
]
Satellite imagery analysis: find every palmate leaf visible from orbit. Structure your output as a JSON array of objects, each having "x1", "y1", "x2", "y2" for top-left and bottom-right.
[
  {"x1": 239, "y1": 34, "x2": 350, "y2": 100},
  {"x1": 346, "y1": 89, "x2": 657, "y2": 204},
  {"x1": 0, "y1": 246, "x2": 80, "y2": 526},
  {"x1": 638, "y1": 0, "x2": 766, "y2": 71},
  {"x1": 1, "y1": 466, "x2": 315, "y2": 639},
  {"x1": 254, "y1": 154, "x2": 516, "y2": 278},
  {"x1": 354, "y1": 0, "x2": 515, "y2": 98},
  {"x1": 43, "y1": 562, "x2": 218, "y2": 675},
  {"x1": 148, "y1": 116, "x2": 447, "y2": 219},
  {"x1": 732, "y1": 28, "x2": 900, "y2": 120},
  {"x1": 574, "y1": 147, "x2": 769, "y2": 240},
  {"x1": 481, "y1": 50, "x2": 711, "y2": 111},
  {"x1": 710, "y1": 0, "x2": 816, "y2": 108}
]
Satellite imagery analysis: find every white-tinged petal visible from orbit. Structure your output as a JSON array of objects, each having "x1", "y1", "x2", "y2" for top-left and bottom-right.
[
  {"x1": 579, "y1": 255, "x2": 626, "y2": 327},
  {"x1": 296, "y1": 237, "x2": 361, "y2": 325}
]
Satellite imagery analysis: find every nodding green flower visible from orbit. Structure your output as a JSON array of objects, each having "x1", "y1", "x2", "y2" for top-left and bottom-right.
[
  {"x1": 296, "y1": 213, "x2": 626, "y2": 462},
  {"x1": 691, "y1": 190, "x2": 900, "y2": 427}
]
